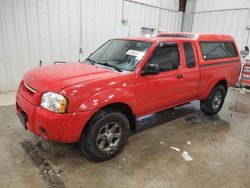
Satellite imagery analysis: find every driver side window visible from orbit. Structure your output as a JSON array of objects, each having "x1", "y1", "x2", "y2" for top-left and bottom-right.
[{"x1": 148, "y1": 44, "x2": 179, "y2": 72}]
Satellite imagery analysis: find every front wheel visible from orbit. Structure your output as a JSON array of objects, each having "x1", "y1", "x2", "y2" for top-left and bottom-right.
[
  {"x1": 200, "y1": 85, "x2": 226, "y2": 115},
  {"x1": 79, "y1": 109, "x2": 129, "y2": 162}
]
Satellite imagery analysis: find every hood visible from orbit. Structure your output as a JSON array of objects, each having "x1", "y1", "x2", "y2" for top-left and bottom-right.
[{"x1": 23, "y1": 62, "x2": 119, "y2": 92}]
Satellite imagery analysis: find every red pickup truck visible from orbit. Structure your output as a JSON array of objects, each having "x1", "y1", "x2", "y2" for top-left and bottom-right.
[{"x1": 16, "y1": 33, "x2": 241, "y2": 161}]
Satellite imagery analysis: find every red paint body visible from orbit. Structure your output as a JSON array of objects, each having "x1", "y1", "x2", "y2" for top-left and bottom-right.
[{"x1": 16, "y1": 33, "x2": 241, "y2": 143}]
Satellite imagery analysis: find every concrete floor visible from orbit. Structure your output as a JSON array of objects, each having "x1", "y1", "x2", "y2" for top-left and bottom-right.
[{"x1": 0, "y1": 88, "x2": 250, "y2": 188}]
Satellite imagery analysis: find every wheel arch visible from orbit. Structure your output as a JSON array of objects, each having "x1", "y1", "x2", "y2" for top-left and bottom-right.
[
  {"x1": 200, "y1": 78, "x2": 228, "y2": 100},
  {"x1": 81, "y1": 102, "x2": 136, "y2": 136},
  {"x1": 215, "y1": 79, "x2": 227, "y2": 90}
]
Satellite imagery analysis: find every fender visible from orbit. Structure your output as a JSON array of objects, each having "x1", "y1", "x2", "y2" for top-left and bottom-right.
[
  {"x1": 76, "y1": 88, "x2": 136, "y2": 112},
  {"x1": 198, "y1": 68, "x2": 229, "y2": 100}
]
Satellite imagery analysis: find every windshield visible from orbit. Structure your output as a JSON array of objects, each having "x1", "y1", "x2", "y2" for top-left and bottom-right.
[{"x1": 86, "y1": 39, "x2": 151, "y2": 71}]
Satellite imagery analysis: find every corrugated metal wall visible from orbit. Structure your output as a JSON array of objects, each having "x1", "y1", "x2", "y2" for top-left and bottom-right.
[
  {"x1": 0, "y1": 0, "x2": 181, "y2": 92},
  {"x1": 192, "y1": 9, "x2": 250, "y2": 49},
  {"x1": 81, "y1": 0, "x2": 182, "y2": 57},
  {"x1": 0, "y1": 0, "x2": 81, "y2": 91},
  {"x1": 192, "y1": 0, "x2": 250, "y2": 50}
]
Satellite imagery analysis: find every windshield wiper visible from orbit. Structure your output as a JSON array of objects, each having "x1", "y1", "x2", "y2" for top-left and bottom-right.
[
  {"x1": 100, "y1": 62, "x2": 122, "y2": 72},
  {"x1": 85, "y1": 58, "x2": 96, "y2": 65},
  {"x1": 86, "y1": 58, "x2": 122, "y2": 72}
]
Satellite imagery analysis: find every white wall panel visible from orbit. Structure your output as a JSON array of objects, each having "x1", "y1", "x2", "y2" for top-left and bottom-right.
[
  {"x1": 81, "y1": 0, "x2": 129, "y2": 58},
  {"x1": 0, "y1": 0, "x2": 81, "y2": 91},
  {"x1": 192, "y1": 0, "x2": 250, "y2": 52},
  {"x1": 131, "y1": 0, "x2": 179, "y2": 10},
  {"x1": 195, "y1": 0, "x2": 250, "y2": 12},
  {"x1": 0, "y1": 0, "x2": 181, "y2": 91},
  {"x1": 192, "y1": 9, "x2": 250, "y2": 50},
  {"x1": 81, "y1": 0, "x2": 182, "y2": 58},
  {"x1": 160, "y1": 10, "x2": 182, "y2": 32}
]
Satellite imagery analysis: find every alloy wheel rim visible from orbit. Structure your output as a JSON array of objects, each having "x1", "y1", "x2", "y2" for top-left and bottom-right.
[
  {"x1": 212, "y1": 92, "x2": 222, "y2": 109},
  {"x1": 96, "y1": 122, "x2": 122, "y2": 153}
]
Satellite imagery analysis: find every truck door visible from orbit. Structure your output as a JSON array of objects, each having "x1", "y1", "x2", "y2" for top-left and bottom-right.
[{"x1": 135, "y1": 42, "x2": 184, "y2": 116}]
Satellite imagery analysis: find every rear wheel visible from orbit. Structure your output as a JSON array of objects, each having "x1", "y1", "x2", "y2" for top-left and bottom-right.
[
  {"x1": 200, "y1": 85, "x2": 226, "y2": 115},
  {"x1": 79, "y1": 109, "x2": 129, "y2": 162}
]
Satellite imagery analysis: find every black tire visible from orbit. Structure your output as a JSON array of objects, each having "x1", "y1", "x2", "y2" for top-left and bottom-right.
[
  {"x1": 200, "y1": 85, "x2": 226, "y2": 115},
  {"x1": 79, "y1": 109, "x2": 129, "y2": 162}
]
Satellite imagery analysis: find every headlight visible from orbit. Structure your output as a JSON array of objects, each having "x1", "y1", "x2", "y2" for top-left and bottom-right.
[{"x1": 41, "y1": 92, "x2": 68, "y2": 113}]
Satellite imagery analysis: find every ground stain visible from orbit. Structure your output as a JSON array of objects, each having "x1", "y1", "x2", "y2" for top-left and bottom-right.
[
  {"x1": 21, "y1": 140, "x2": 65, "y2": 188},
  {"x1": 185, "y1": 114, "x2": 221, "y2": 125}
]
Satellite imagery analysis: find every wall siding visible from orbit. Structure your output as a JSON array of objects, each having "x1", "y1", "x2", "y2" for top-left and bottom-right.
[
  {"x1": 192, "y1": 9, "x2": 250, "y2": 49},
  {"x1": 81, "y1": 0, "x2": 182, "y2": 58},
  {"x1": 192, "y1": 0, "x2": 250, "y2": 52},
  {"x1": 0, "y1": 0, "x2": 81, "y2": 91},
  {"x1": 0, "y1": 0, "x2": 181, "y2": 92}
]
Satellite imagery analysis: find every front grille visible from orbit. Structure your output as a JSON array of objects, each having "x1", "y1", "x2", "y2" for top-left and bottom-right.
[
  {"x1": 18, "y1": 81, "x2": 41, "y2": 106},
  {"x1": 23, "y1": 82, "x2": 36, "y2": 94}
]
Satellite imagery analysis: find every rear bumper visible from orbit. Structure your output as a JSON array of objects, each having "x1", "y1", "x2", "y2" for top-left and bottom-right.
[{"x1": 16, "y1": 91, "x2": 94, "y2": 143}]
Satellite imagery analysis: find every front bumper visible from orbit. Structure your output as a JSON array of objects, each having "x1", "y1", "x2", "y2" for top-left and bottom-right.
[{"x1": 16, "y1": 91, "x2": 94, "y2": 143}]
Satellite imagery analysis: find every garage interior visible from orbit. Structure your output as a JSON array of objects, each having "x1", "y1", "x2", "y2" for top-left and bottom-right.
[{"x1": 1, "y1": 0, "x2": 250, "y2": 187}]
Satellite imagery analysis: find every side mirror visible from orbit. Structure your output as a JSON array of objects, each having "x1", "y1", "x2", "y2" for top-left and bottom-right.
[
  {"x1": 141, "y1": 64, "x2": 160, "y2": 76},
  {"x1": 240, "y1": 46, "x2": 249, "y2": 57}
]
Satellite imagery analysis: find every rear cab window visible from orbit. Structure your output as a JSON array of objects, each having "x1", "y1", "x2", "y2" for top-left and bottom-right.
[
  {"x1": 183, "y1": 42, "x2": 196, "y2": 68},
  {"x1": 200, "y1": 42, "x2": 238, "y2": 60}
]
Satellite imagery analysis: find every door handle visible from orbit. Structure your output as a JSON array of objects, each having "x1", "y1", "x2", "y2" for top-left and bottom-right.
[{"x1": 177, "y1": 74, "x2": 184, "y2": 79}]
